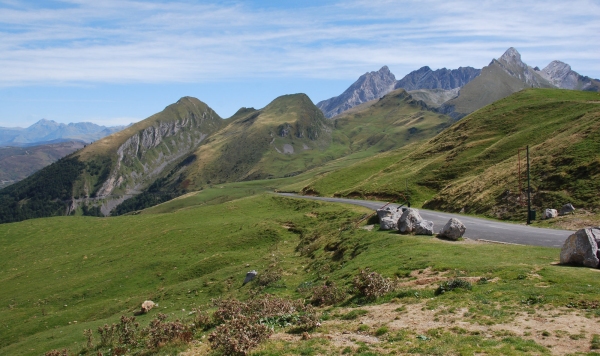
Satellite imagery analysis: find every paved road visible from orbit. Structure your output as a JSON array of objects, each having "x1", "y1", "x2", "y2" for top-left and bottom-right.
[{"x1": 277, "y1": 193, "x2": 574, "y2": 248}]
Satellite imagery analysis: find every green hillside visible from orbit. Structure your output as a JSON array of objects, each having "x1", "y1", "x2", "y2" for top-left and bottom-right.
[
  {"x1": 0, "y1": 98, "x2": 224, "y2": 223},
  {"x1": 3, "y1": 192, "x2": 600, "y2": 355},
  {"x1": 298, "y1": 89, "x2": 600, "y2": 220}
]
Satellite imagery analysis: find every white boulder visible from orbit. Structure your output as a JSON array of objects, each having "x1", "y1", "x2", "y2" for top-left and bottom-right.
[
  {"x1": 438, "y1": 218, "x2": 466, "y2": 240},
  {"x1": 398, "y1": 208, "x2": 423, "y2": 233},
  {"x1": 415, "y1": 220, "x2": 434, "y2": 235},
  {"x1": 544, "y1": 209, "x2": 558, "y2": 219},
  {"x1": 560, "y1": 228, "x2": 600, "y2": 268}
]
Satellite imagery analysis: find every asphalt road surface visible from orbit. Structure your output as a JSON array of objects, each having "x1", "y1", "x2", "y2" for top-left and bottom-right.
[{"x1": 277, "y1": 193, "x2": 574, "y2": 248}]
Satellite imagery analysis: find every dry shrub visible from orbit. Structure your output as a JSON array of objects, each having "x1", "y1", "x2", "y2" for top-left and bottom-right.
[
  {"x1": 83, "y1": 329, "x2": 94, "y2": 349},
  {"x1": 209, "y1": 314, "x2": 272, "y2": 356},
  {"x1": 145, "y1": 313, "x2": 193, "y2": 349},
  {"x1": 255, "y1": 268, "x2": 282, "y2": 287},
  {"x1": 310, "y1": 281, "x2": 347, "y2": 306},
  {"x1": 117, "y1": 315, "x2": 139, "y2": 346},
  {"x1": 353, "y1": 268, "x2": 393, "y2": 300},
  {"x1": 97, "y1": 323, "x2": 118, "y2": 347},
  {"x1": 44, "y1": 350, "x2": 68, "y2": 356},
  {"x1": 191, "y1": 307, "x2": 213, "y2": 330}
]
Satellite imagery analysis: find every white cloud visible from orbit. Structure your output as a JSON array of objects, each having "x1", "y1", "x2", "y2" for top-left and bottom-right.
[{"x1": 0, "y1": 0, "x2": 598, "y2": 86}]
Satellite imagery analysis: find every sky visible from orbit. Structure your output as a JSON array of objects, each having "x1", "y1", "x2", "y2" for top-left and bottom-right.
[{"x1": 0, "y1": 0, "x2": 599, "y2": 128}]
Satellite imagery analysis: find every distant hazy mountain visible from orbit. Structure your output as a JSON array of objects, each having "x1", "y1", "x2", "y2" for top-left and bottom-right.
[
  {"x1": 394, "y1": 66, "x2": 481, "y2": 91},
  {"x1": 0, "y1": 119, "x2": 127, "y2": 146},
  {"x1": 316, "y1": 66, "x2": 396, "y2": 118},
  {"x1": 0, "y1": 141, "x2": 85, "y2": 189}
]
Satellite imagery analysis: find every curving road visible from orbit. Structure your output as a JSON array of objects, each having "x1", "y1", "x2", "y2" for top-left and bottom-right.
[{"x1": 277, "y1": 193, "x2": 573, "y2": 248}]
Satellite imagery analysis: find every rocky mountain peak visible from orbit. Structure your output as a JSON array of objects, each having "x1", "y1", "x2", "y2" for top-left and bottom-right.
[
  {"x1": 499, "y1": 47, "x2": 522, "y2": 64},
  {"x1": 316, "y1": 65, "x2": 396, "y2": 118}
]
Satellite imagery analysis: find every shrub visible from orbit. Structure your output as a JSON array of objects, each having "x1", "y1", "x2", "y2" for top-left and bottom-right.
[
  {"x1": 145, "y1": 313, "x2": 193, "y2": 349},
  {"x1": 191, "y1": 307, "x2": 213, "y2": 330},
  {"x1": 353, "y1": 269, "x2": 394, "y2": 300},
  {"x1": 117, "y1": 315, "x2": 139, "y2": 346},
  {"x1": 255, "y1": 268, "x2": 283, "y2": 287},
  {"x1": 310, "y1": 281, "x2": 347, "y2": 306},
  {"x1": 97, "y1": 323, "x2": 118, "y2": 347},
  {"x1": 209, "y1": 314, "x2": 272, "y2": 356},
  {"x1": 44, "y1": 350, "x2": 68, "y2": 356},
  {"x1": 435, "y1": 279, "x2": 472, "y2": 295}
]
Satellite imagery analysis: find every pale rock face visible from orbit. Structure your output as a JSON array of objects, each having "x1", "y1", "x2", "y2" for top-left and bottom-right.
[
  {"x1": 415, "y1": 220, "x2": 434, "y2": 235},
  {"x1": 398, "y1": 208, "x2": 423, "y2": 233},
  {"x1": 439, "y1": 218, "x2": 466, "y2": 240},
  {"x1": 544, "y1": 209, "x2": 558, "y2": 219},
  {"x1": 96, "y1": 112, "x2": 214, "y2": 199},
  {"x1": 496, "y1": 47, "x2": 552, "y2": 88},
  {"x1": 377, "y1": 207, "x2": 402, "y2": 230},
  {"x1": 560, "y1": 228, "x2": 600, "y2": 268},
  {"x1": 317, "y1": 66, "x2": 397, "y2": 118}
]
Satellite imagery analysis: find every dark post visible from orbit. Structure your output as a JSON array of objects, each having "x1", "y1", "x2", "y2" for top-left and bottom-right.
[{"x1": 526, "y1": 145, "x2": 531, "y2": 224}]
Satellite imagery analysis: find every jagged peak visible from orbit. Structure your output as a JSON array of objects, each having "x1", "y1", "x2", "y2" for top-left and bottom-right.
[
  {"x1": 499, "y1": 47, "x2": 522, "y2": 64},
  {"x1": 542, "y1": 60, "x2": 572, "y2": 73}
]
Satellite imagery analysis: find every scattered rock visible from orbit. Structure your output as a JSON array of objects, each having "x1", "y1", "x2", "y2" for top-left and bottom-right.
[
  {"x1": 544, "y1": 209, "x2": 558, "y2": 219},
  {"x1": 360, "y1": 224, "x2": 375, "y2": 231},
  {"x1": 560, "y1": 227, "x2": 600, "y2": 268},
  {"x1": 141, "y1": 300, "x2": 156, "y2": 314},
  {"x1": 380, "y1": 217, "x2": 398, "y2": 230},
  {"x1": 415, "y1": 220, "x2": 434, "y2": 236},
  {"x1": 559, "y1": 203, "x2": 576, "y2": 216},
  {"x1": 377, "y1": 207, "x2": 401, "y2": 230},
  {"x1": 438, "y1": 218, "x2": 466, "y2": 240},
  {"x1": 243, "y1": 270, "x2": 257, "y2": 286},
  {"x1": 398, "y1": 208, "x2": 423, "y2": 233}
]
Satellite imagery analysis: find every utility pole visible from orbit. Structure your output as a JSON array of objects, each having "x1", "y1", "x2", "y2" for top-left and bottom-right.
[{"x1": 526, "y1": 145, "x2": 531, "y2": 225}]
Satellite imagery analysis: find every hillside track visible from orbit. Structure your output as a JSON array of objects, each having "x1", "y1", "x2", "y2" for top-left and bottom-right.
[{"x1": 277, "y1": 193, "x2": 573, "y2": 248}]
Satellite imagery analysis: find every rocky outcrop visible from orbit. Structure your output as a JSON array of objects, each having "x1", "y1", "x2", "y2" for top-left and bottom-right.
[
  {"x1": 398, "y1": 208, "x2": 423, "y2": 233},
  {"x1": 544, "y1": 209, "x2": 558, "y2": 219},
  {"x1": 537, "y1": 61, "x2": 600, "y2": 91},
  {"x1": 317, "y1": 66, "x2": 396, "y2": 118},
  {"x1": 560, "y1": 228, "x2": 600, "y2": 268},
  {"x1": 395, "y1": 66, "x2": 480, "y2": 91},
  {"x1": 438, "y1": 218, "x2": 466, "y2": 240}
]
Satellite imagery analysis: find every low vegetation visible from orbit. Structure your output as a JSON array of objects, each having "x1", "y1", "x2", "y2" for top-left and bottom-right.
[{"x1": 3, "y1": 191, "x2": 600, "y2": 355}]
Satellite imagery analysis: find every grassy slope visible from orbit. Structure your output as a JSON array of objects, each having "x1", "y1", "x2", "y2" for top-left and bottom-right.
[
  {"x1": 181, "y1": 94, "x2": 338, "y2": 188},
  {"x1": 0, "y1": 194, "x2": 369, "y2": 355},
  {"x1": 298, "y1": 89, "x2": 600, "y2": 219},
  {"x1": 3, "y1": 192, "x2": 600, "y2": 355},
  {"x1": 444, "y1": 60, "x2": 553, "y2": 118}
]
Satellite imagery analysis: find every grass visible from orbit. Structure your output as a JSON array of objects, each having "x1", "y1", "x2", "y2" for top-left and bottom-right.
[
  {"x1": 3, "y1": 191, "x2": 600, "y2": 354},
  {"x1": 298, "y1": 89, "x2": 600, "y2": 222}
]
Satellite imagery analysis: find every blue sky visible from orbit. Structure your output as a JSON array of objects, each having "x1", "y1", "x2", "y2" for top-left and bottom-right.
[{"x1": 0, "y1": 0, "x2": 599, "y2": 127}]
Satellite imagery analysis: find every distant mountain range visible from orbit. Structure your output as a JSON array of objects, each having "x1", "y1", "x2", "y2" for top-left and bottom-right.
[
  {"x1": 0, "y1": 119, "x2": 127, "y2": 147},
  {"x1": 318, "y1": 47, "x2": 600, "y2": 119}
]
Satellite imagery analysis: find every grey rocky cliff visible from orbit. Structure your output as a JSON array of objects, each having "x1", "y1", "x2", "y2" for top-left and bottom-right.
[
  {"x1": 395, "y1": 66, "x2": 480, "y2": 91},
  {"x1": 538, "y1": 60, "x2": 600, "y2": 91},
  {"x1": 494, "y1": 47, "x2": 553, "y2": 88},
  {"x1": 316, "y1": 66, "x2": 396, "y2": 118}
]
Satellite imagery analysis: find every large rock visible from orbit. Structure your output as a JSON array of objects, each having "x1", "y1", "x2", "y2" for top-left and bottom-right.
[
  {"x1": 398, "y1": 208, "x2": 423, "y2": 233},
  {"x1": 560, "y1": 228, "x2": 600, "y2": 268},
  {"x1": 377, "y1": 207, "x2": 401, "y2": 230},
  {"x1": 438, "y1": 218, "x2": 466, "y2": 240},
  {"x1": 559, "y1": 203, "x2": 576, "y2": 216},
  {"x1": 544, "y1": 209, "x2": 558, "y2": 219},
  {"x1": 415, "y1": 220, "x2": 434, "y2": 235}
]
